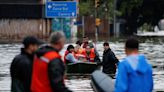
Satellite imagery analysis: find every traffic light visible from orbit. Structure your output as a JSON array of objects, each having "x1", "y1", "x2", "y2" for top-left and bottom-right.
[
  {"x1": 96, "y1": 18, "x2": 101, "y2": 26},
  {"x1": 95, "y1": 0, "x2": 100, "y2": 8}
]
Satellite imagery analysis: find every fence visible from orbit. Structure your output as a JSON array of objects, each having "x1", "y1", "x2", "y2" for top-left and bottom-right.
[
  {"x1": 0, "y1": 19, "x2": 49, "y2": 42},
  {"x1": 77, "y1": 16, "x2": 110, "y2": 40}
]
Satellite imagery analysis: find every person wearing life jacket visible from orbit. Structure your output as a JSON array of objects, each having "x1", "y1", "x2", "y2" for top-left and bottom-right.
[
  {"x1": 82, "y1": 45, "x2": 100, "y2": 62},
  {"x1": 81, "y1": 37, "x2": 89, "y2": 48},
  {"x1": 75, "y1": 43, "x2": 84, "y2": 54},
  {"x1": 74, "y1": 44, "x2": 87, "y2": 62},
  {"x1": 64, "y1": 45, "x2": 78, "y2": 64},
  {"x1": 31, "y1": 32, "x2": 72, "y2": 92}
]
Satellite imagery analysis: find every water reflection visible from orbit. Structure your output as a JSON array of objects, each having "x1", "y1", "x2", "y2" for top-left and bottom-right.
[{"x1": 0, "y1": 42, "x2": 164, "y2": 91}]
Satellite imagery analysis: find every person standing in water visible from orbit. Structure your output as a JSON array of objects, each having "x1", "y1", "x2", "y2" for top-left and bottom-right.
[
  {"x1": 10, "y1": 36, "x2": 41, "y2": 92},
  {"x1": 115, "y1": 37, "x2": 153, "y2": 92},
  {"x1": 102, "y1": 42, "x2": 119, "y2": 74},
  {"x1": 31, "y1": 32, "x2": 72, "y2": 92}
]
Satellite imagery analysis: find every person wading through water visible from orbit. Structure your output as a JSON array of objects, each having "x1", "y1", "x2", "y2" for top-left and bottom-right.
[
  {"x1": 31, "y1": 32, "x2": 72, "y2": 92},
  {"x1": 102, "y1": 42, "x2": 119, "y2": 75},
  {"x1": 115, "y1": 37, "x2": 153, "y2": 92},
  {"x1": 10, "y1": 36, "x2": 42, "y2": 92}
]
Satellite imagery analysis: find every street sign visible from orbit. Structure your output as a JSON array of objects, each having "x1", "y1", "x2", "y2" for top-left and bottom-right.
[
  {"x1": 46, "y1": 1, "x2": 77, "y2": 18},
  {"x1": 74, "y1": 21, "x2": 82, "y2": 25}
]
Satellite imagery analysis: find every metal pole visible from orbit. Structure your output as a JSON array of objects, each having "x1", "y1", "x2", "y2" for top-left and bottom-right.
[
  {"x1": 60, "y1": 18, "x2": 64, "y2": 32},
  {"x1": 95, "y1": 26, "x2": 98, "y2": 42},
  {"x1": 113, "y1": 0, "x2": 117, "y2": 37},
  {"x1": 82, "y1": 16, "x2": 85, "y2": 37},
  {"x1": 95, "y1": 2, "x2": 98, "y2": 42},
  {"x1": 105, "y1": 0, "x2": 110, "y2": 39}
]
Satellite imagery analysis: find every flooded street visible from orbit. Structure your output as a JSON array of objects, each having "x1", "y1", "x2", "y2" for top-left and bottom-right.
[{"x1": 0, "y1": 40, "x2": 164, "y2": 92}]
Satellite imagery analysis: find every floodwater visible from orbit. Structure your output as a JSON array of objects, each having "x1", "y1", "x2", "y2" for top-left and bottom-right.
[{"x1": 0, "y1": 40, "x2": 164, "y2": 92}]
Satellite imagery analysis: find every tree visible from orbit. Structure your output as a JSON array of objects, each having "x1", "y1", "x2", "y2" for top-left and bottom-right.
[
  {"x1": 117, "y1": 0, "x2": 164, "y2": 35},
  {"x1": 79, "y1": 0, "x2": 164, "y2": 35},
  {"x1": 116, "y1": 0, "x2": 143, "y2": 35},
  {"x1": 79, "y1": 0, "x2": 113, "y2": 19},
  {"x1": 79, "y1": 0, "x2": 95, "y2": 16}
]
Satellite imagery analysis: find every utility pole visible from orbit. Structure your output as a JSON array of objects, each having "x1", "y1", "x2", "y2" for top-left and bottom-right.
[
  {"x1": 95, "y1": 9, "x2": 98, "y2": 42},
  {"x1": 82, "y1": 16, "x2": 85, "y2": 37},
  {"x1": 104, "y1": 0, "x2": 110, "y2": 39},
  {"x1": 113, "y1": 0, "x2": 117, "y2": 37},
  {"x1": 95, "y1": 0, "x2": 100, "y2": 42}
]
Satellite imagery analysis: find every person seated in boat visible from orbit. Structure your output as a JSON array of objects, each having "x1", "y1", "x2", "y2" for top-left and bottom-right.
[
  {"x1": 75, "y1": 40, "x2": 83, "y2": 54},
  {"x1": 64, "y1": 45, "x2": 79, "y2": 64},
  {"x1": 82, "y1": 45, "x2": 100, "y2": 62},
  {"x1": 76, "y1": 40, "x2": 82, "y2": 46},
  {"x1": 81, "y1": 37, "x2": 89, "y2": 48},
  {"x1": 88, "y1": 39, "x2": 97, "y2": 50},
  {"x1": 74, "y1": 45, "x2": 87, "y2": 62},
  {"x1": 88, "y1": 41, "x2": 99, "y2": 56}
]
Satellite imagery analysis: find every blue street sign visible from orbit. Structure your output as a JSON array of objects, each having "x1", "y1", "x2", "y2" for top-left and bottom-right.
[
  {"x1": 74, "y1": 21, "x2": 82, "y2": 25},
  {"x1": 46, "y1": 1, "x2": 77, "y2": 18}
]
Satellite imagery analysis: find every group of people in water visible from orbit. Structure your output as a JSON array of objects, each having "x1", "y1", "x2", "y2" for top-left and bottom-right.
[{"x1": 10, "y1": 31, "x2": 153, "y2": 92}]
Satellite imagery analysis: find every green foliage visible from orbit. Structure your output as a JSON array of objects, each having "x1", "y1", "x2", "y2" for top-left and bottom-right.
[
  {"x1": 79, "y1": 2, "x2": 90, "y2": 15},
  {"x1": 78, "y1": 0, "x2": 143, "y2": 21},
  {"x1": 79, "y1": 0, "x2": 94, "y2": 16},
  {"x1": 118, "y1": 0, "x2": 143, "y2": 16},
  {"x1": 139, "y1": 23, "x2": 154, "y2": 32},
  {"x1": 78, "y1": 0, "x2": 116, "y2": 21},
  {"x1": 97, "y1": 0, "x2": 114, "y2": 20}
]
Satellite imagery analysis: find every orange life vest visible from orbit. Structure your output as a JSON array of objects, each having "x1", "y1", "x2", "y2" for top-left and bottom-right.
[
  {"x1": 77, "y1": 48, "x2": 84, "y2": 54},
  {"x1": 31, "y1": 51, "x2": 61, "y2": 92},
  {"x1": 82, "y1": 48, "x2": 96, "y2": 62}
]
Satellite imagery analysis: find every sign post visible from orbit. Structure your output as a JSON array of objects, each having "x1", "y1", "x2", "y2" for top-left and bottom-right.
[
  {"x1": 45, "y1": 1, "x2": 77, "y2": 18},
  {"x1": 45, "y1": 1, "x2": 77, "y2": 39}
]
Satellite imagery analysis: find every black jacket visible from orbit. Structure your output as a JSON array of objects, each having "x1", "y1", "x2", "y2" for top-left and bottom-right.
[
  {"x1": 10, "y1": 48, "x2": 34, "y2": 92},
  {"x1": 102, "y1": 48, "x2": 119, "y2": 74},
  {"x1": 35, "y1": 45, "x2": 72, "y2": 92}
]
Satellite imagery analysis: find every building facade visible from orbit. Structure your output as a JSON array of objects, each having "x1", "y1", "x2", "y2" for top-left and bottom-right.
[{"x1": 0, "y1": 0, "x2": 51, "y2": 42}]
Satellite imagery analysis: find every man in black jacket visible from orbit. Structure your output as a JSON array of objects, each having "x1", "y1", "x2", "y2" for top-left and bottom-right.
[
  {"x1": 31, "y1": 31, "x2": 72, "y2": 92},
  {"x1": 102, "y1": 42, "x2": 119, "y2": 74},
  {"x1": 10, "y1": 36, "x2": 41, "y2": 92}
]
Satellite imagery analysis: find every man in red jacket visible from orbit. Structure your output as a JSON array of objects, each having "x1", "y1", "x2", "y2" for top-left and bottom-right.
[{"x1": 31, "y1": 31, "x2": 72, "y2": 92}]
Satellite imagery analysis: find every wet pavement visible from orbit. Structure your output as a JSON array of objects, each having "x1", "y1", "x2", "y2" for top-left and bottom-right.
[{"x1": 0, "y1": 41, "x2": 164, "y2": 92}]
